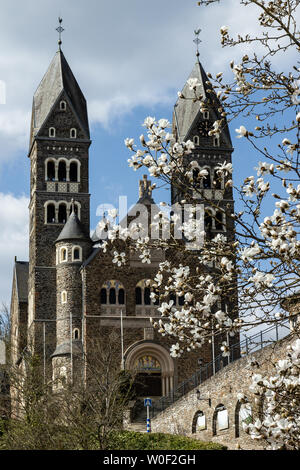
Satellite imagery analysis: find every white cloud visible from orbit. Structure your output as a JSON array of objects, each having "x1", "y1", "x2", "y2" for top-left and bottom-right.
[{"x1": 0, "y1": 193, "x2": 29, "y2": 305}]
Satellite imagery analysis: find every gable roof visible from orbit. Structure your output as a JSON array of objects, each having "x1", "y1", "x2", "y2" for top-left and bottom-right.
[
  {"x1": 30, "y1": 49, "x2": 90, "y2": 145},
  {"x1": 15, "y1": 261, "x2": 29, "y2": 303}
]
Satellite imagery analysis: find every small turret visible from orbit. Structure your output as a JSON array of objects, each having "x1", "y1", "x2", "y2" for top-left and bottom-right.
[{"x1": 52, "y1": 206, "x2": 92, "y2": 387}]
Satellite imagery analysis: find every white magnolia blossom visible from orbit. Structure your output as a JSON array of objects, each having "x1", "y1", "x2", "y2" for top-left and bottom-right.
[
  {"x1": 97, "y1": 5, "x2": 300, "y2": 452},
  {"x1": 244, "y1": 339, "x2": 300, "y2": 450},
  {"x1": 112, "y1": 251, "x2": 126, "y2": 267},
  {"x1": 235, "y1": 125, "x2": 248, "y2": 138}
]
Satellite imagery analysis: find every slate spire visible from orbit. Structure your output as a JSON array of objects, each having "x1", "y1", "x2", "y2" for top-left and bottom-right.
[
  {"x1": 30, "y1": 49, "x2": 90, "y2": 147},
  {"x1": 173, "y1": 56, "x2": 232, "y2": 147},
  {"x1": 55, "y1": 209, "x2": 89, "y2": 243}
]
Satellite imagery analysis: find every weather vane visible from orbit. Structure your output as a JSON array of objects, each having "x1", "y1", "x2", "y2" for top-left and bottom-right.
[
  {"x1": 193, "y1": 29, "x2": 202, "y2": 57},
  {"x1": 56, "y1": 17, "x2": 64, "y2": 50}
]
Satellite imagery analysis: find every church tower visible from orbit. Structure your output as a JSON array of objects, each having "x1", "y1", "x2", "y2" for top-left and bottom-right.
[
  {"x1": 171, "y1": 49, "x2": 238, "y2": 359},
  {"x1": 27, "y1": 45, "x2": 91, "y2": 363},
  {"x1": 172, "y1": 52, "x2": 234, "y2": 242}
]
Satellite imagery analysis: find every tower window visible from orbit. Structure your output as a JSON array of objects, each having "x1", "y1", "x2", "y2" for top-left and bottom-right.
[
  {"x1": 60, "y1": 101, "x2": 66, "y2": 111},
  {"x1": 73, "y1": 328, "x2": 80, "y2": 340},
  {"x1": 70, "y1": 161, "x2": 78, "y2": 182},
  {"x1": 46, "y1": 161, "x2": 55, "y2": 181},
  {"x1": 58, "y1": 203, "x2": 67, "y2": 224},
  {"x1": 73, "y1": 202, "x2": 81, "y2": 220},
  {"x1": 70, "y1": 128, "x2": 77, "y2": 139},
  {"x1": 203, "y1": 169, "x2": 211, "y2": 189},
  {"x1": 58, "y1": 161, "x2": 67, "y2": 181},
  {"x1": 60, "y1": 248, "x2": 67, "y2": 263},
  {"x1": 46, "y1": 204, "x2": 55, "y2": 224},
  {"x1": 193, "y1": 135, "x2": 200, "y2": 146},
  {"x1": 193, "y1": 168, "x2": 201, "y2": 188},
  {"x1": 213, "y1": 137, "x2": 220, "y2": 147},
  {"x1": 61, "y1": 291, "x2": 67, "y2": 304},
  {"x1": 72, "y1": 246, "x2": 82, "y2": 262},
  {"x1": 213, "y1": 169, "x2": 222, "y2": 189},
  {"x1": 49, "y1": 127, "x2": 56, "y2": 138},
  {"x1": 204, "y1": 210, "x2": 213, "y2": 230},
  {"x1": 203, "y1": 111, "x2": 209, "y2": 120},
  {"x1": 215, "y1": 210, "x2": 224, "y2": 231}
]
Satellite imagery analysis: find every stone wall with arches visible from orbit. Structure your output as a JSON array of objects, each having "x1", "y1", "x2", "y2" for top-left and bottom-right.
[{"x1": 150, "y1": 335, "x2": 294, "y2": 450}]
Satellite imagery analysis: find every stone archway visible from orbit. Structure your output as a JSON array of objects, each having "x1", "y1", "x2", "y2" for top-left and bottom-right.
[{"x1": 124, "y1": 342, "x2": 175, "y2": 397}]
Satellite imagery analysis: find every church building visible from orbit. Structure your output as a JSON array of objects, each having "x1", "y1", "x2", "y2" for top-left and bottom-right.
[{"x1": 10, "y1": 38, "x2": 236, "y2": 400}]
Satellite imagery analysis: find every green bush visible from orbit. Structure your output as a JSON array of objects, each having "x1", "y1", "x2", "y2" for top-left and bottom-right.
[{"x1": 107, "y1": 431, "x2": 227, "y2": 450}]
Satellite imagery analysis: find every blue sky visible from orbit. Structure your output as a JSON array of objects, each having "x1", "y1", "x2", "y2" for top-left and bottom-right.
[{"x1": 0, "y1": 0, "x2": 296, "y2": 306}]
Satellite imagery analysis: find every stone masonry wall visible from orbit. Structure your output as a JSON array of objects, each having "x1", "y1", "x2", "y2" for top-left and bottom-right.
[{"x1": 150, "y1": 334, "x2": 295, "y2": 450}]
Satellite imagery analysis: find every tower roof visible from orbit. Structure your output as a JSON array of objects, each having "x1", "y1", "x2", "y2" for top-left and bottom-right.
[
  {"x1": 31, "y1": 49, "x2": 90, "y2": 145},
  {"x1": 56, "y1": 210, "x2": 88, "y2": 243},
  {"x1": 173, "y1": 58, "x2": 231, "y2": 145}
]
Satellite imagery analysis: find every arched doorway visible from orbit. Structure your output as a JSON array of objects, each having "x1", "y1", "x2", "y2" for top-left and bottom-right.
[
  {"x1": 125, "y1": 342, "x2": 175, "y2": 397},
  {"x1": 134, "y1": 355, "x2": 162, "y2": 397}
]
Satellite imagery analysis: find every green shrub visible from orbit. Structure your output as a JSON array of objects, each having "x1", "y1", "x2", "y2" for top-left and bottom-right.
[{"x1": 107, "y1": 431, "x2": 227, "y2": 450}]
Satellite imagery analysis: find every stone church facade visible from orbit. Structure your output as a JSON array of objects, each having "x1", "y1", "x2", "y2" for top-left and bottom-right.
[{"x1": 10, "y1": 46, "x2": 236, "y2": 399}]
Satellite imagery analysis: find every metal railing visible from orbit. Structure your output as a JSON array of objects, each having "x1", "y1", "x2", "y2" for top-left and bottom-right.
[{"x1": 151, "y1": 320, "x2": 291, "y2": 418}]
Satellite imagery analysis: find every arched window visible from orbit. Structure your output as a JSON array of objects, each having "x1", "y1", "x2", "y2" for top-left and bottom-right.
[
  {"x1": 235, "y1": 400, "x2": 252, "y2": 438},
  {"x1": 109, "y1": 288, "x2": 116, "y2": 305},
  {"x1": 136, "y1": 280, "x2": 158, "y2": 307},
  {"x1": 60, "y1": 101, "x2": 66, "y2": 111},
  {"x1": 70, "y1": 161, "x2": 78, "y2": 182},
  {"x1": 213, "y1": 169, "x2": 222, "y2": 189},
  {"x1": 60, "y1": 248, "x2": 67, "y2": 263},
  {"x1": 118, "y1": 288, "x2": 125, "y2": 305},
  {"x1": 135, "y1": 287, "x2": 142, "y2": 305},
  {"x1": 192, "y1": 411, "x2": 206, "y2": 433},
  {"x1": 61, "y1": 291, "x2": 67, "y2": 304},
  {"x1": 73, "y1": 328, "x2": 80, "y2": 340},
  {"x1": 204, "y1": 210, "x2": 213, "y2": 230},
  {"x1": 70, "y1": 128, "x2": 77, "y2": 139},
  {"x1": 100, "y1": 281, "x2": 125, "y2": 307},
  {"x1": 193, "y1": 168, "x2": 201, "y2": 188},
  {"x1": 144, "y1": 287, "x2": 151, "y2": 305},
  {"x1": 203, "y1": 168, "x2": 211, "y2": 189},
  {"x1": 213, "y1": 404, "x2": 229, "y2": 436},
  {"x1": 215, "y1": 210, "x2": 224, "y2": 231},
  {"x1": 49, "y1": 127, "x2": 56, "y2": 138},
  {"x1": 58, "y1": 161, "x2": 67, "y2": 181},
  {"x1": 46, "y1": 204, "x2": 55, "y2": 224},
  {"x1": 72, "y1": 246, "x2": 82, "y2": 262},
  {"x1": 213, "y1": 137, "x2": 220, "y2": 147},
  {"x1": 193, "y1": 135, "x2": 199, "y2": 146},
  {"x1": 58, "y1": 203, "x2": 67, "y2": 224},
  {"x1": 73, "y1": 202, "x2": 81, "y2": 220},
  {"x1": 203, "y1": 111, "x2": 209, "y2": 120},
  {"x1": 47, "y1": 161, "x2": 55, "y2": 181},
  {"x1": 100, "y1": 288, "x2": 107, "y2": 304}
]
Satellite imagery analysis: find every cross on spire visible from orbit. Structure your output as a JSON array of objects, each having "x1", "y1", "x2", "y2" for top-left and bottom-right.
[
  {"x1": 56, "y1": 17, "x2": 64, "y2": 50},
  {"x1": 193, "y1": 29, "x2": 202, "y2": 58}
]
